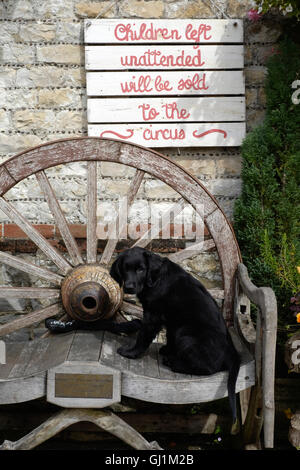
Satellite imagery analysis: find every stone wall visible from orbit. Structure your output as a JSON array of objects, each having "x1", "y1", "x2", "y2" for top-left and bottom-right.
[
  {"x1": 0, "y1": 1, "x2": 283, "y2": 315},
  {"x1": 0, "y1": 0, "x2": 282, "y2": 223}
]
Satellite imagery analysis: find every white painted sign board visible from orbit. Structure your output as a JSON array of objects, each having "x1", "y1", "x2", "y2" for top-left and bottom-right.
[{"x1": 85, "y1": 19, "x2": 246, "y2": 147}]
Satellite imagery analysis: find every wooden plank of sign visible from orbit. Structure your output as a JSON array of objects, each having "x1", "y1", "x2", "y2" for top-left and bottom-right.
[
  {"x1": 88, "y1": 97, "x2": 245, "y2": 123},
  {"x1": 84, "y1": 19, "x2": 243, "y2": 44},
  {"x1": 88, "y1": 122, "x2": 246, "y2": 147},
  {"x1": 86, "y1": 70, "x2": 245, "y2": 96},
  {"x1": 85, "y1": 45, "x2": 244, "y2": 70}
]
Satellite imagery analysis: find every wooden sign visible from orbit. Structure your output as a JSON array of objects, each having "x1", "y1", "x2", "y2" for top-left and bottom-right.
[{"x1": 85, "y1": 19, "x2": 245, "y2": 147}]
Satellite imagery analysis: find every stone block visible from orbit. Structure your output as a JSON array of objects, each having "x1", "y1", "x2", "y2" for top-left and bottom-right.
[
  {"x1": 0, "y1": 89, "x2": 38, "y2": 109},
  {"x1": 15, "y1": 66, "x2": 85, "y2": 88},
  {"x1": 55, "y1": 22, "x2": 83, "y2": 43},
  {"x1": 36, "y1": 45, "x2": 83, "y2": 65},
  {"x1": 38, "y1": 89, "x2": 82, "y2": 108},
  {"x1": 0, "y1": 110, "x2": 11, "y2": 131},
  {"x1": 144, "y1": 179, "x2": 179, "y2": 199},
  {"x1": 165, "y1": 0, "x2": 213, "y2": 18},
  {"x1": 55, "y1": 110, "x2": 86, "y2": 132},
  {"x1": 18, "y1": 24, "x2": 56, "y2": 42},
  {"x1": 0, "y1": 44, "x2": 35, "y2": 64},
  {"x1": 215, "y1": 156, "x2": 242, "y2": 177},
  {"x1": 0, "y1": 68, "x2": 16, "y2": 88},
  {"x1": 13, "y1": 110, "x2": 55, "y2": 132},
  {"x1": 119, "y1": 0, "x2": 164, "y2": 18},
  {"x1": 75, "y1": 2, "x2": 118, "y2": 18},
  {"x1": 0, "y1": 134, "x2": 42, "y2": 155},
  {"x1": 245, "y1": 87, "x2": 257, "y2": 107},
  {"x1": 206, "y1": 178, "x2": 242, "y2": 197},
  {"x1": 175, "y1": 158, "x2": 216, "y2": 178},
  {"x1": 245, "y1": 66, "x2": 267, "y2": 86},
  {"x1": 227, "y1": 0, "x2": 256, "y2": 18},
  {"x1": 245, "y1": 20, "x2": 282, "y2": 43}
]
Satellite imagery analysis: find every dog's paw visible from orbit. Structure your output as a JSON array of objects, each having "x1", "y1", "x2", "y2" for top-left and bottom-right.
[{"x1": 117, "y1": 346, "x2": 140, "y2": 359}]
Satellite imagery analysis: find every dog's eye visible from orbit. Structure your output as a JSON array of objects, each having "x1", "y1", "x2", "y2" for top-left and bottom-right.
[{"x1": 136, "y1": 268, "x2": 144, "y2": 273}]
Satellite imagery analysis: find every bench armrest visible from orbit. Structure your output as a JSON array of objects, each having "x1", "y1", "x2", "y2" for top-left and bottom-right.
[{"x1": 236, "y1": 262, "x2": 277, "y2": 448}]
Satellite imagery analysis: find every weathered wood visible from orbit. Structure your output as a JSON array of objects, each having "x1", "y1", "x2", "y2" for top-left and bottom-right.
[
  {"x1": 168, "y1": 238, "x2": 215, "y2": 263},
  {"x1": 88, "y1": 97, "x2": 245, "y2": 123},
  {"x1": 121, "y1": 300, "x2": 143, "y2": 319},
  {"x1": 0, "y1": 287, "x2": 60, "y2": 299},
  {"x1": 0, "y1": 251, "x2": 63, "y2": 285},
  {"x1": 36, "y1": 170, "x2": 83, "y2": 266},
  {"x1": 86, "y1": 161, "x2": 98, "y2": 264},
  {"x1": 84, "y1": 19, "x2": 244, "y2": 44},
  {"x1": 100, "y1": 169, "x2": 144, "y2": 265},
  {"x1": 67, "y1": 330, "x2": 104, "y2": 362},
  {"x1": 86, "y1": 70, "x2": 245, "y2": 96},
  {"x1": 0, "y1": 197, "x2": 71, "y2": 275},
  {"x1": 0, "y1": 303, "x2": 61, "y2": 338},
  {"x1": 206, "y1": 209, "x2": 241, "y2": 323},
  {"x1": 237, "y1": 263, "x2": 277, "y2": 449},
  {"x1": 0, "y1": 408, "x2": 162, "y2": 450},
  {"x1": 85, "y1": 45, "x2": 244, "y2": 70}
]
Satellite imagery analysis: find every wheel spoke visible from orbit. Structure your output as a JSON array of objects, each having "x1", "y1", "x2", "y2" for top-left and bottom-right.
[
  {"x1": 168, "y1": 238, "x2": 215, "y2": 263},
  {"x1": 0, "y1": 251, "x2": 63, "y2": 285},
  {"x1": 100, "y1": 169, "x2": 145, "y2": 266},
  {"x1": 36, "y1": 171, "x2": 83, "y2": 266},
  {"x1": 87, "y1": 161, "x2": 98, "y2": 263},
  {"x1": 0, "y1": 287, "x2": 60, "y2": 299},
  {"x1": 132, "y1": 198, "x2": 185, "y2": 249},
  {"x1": 0, "y1": 302, "x2": 62, "y2": 337},
  {"x1": 0, "y1": 197, "x2": 71, "y2": 275},
  {"x1": 121, "y1": 300, "x2": 143, "y2": 319}
]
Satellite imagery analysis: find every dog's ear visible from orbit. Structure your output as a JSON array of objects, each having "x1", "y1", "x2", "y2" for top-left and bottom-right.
[
  {"x1": 110, "y1": 255, "x2": 123, "y2": 286},
  {"x1": 144, "y1": 251, "x2": 163, "y2": 287}
]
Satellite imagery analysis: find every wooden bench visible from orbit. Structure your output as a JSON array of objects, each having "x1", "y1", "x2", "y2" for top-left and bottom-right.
[{"x1": 0, "y1": 138, "x2": 277, "y2": 450}]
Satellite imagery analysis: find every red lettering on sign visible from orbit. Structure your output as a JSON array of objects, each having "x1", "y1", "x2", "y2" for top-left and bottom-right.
[
  {"x1": 193, "y1": 129, "x2": 227, "y2": 139},
  {"x1": 177, "y1": 73, "x2": 208, "y2": 91},
  {"x1": 138, "y1": 103, "x2": 160, "y2": 120},
  {"x1": 120, "y1": 75, "x2": 153, "y2": 93},
  {"x1": 99, "y1": 129, "x2": 134, "y2": 139},
  {"x1": 162, "y1": 102, "x2": 190, "y2": 120},
  {"x1": 144, "y1": 127, "x2": 185, "y2": 141},
  {"x1": 185, "y1": 24, "x2": 212, "y2": 42},
  {"x1": 120, "y1": 49, "x2": 204, "y2": 68},
  {"x1": 114, "y1": 23, "x2": 182, "y2": 42}
]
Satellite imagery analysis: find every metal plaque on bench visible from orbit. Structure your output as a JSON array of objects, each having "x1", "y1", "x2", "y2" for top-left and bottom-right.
[{"x1": 47, "y1": 361, "x2": 121, "y2": 408}]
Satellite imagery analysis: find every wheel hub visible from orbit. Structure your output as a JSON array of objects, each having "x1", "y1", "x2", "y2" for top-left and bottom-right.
[{"x1": 61, "y1": 264, "x2": 122, "y2": 322}]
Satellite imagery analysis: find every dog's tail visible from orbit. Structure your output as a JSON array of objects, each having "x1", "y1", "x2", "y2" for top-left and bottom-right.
[{"x1": 227, "y1": 344, "x2": 241, "y2": 433}]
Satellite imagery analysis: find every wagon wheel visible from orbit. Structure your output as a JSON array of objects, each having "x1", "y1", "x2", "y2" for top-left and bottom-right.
[{"x1": 0, "y1": 137, "x2": 241, "y2": 339}]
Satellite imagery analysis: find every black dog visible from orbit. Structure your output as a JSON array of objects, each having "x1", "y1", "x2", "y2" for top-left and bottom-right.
[
  {"x1": 46, "y1": 246, "x2": 240, "y2": 422},
  {"x1": 110, "y1": 247, "x2": 240, "y2": 423}
]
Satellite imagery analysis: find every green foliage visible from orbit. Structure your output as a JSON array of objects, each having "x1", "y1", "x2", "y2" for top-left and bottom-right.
[
  {"x1": 254, "y1": 1, "x2": 300, "y2": 20},
  {"x1": 234, "y1": 38, "x2": 300, "y2": 332}
]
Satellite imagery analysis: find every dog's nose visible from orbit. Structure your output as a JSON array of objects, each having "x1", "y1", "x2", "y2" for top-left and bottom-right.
[{"x1": 124, "y1": 283, "x2": 136, "y2": 294}]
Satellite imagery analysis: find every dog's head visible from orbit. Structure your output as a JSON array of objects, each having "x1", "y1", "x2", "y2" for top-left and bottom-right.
[{"x1": 110, "y1": 247, "x2": 164, "y2": 295}]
